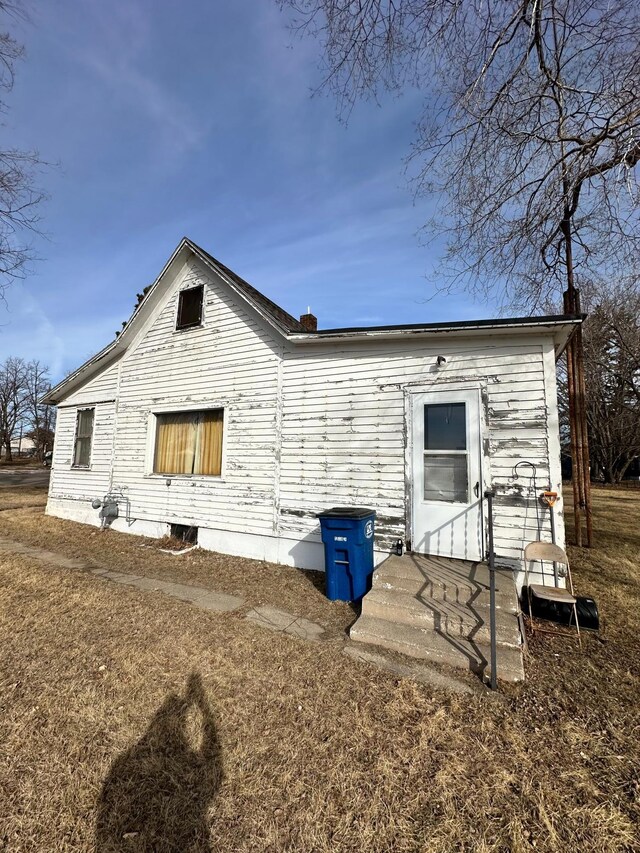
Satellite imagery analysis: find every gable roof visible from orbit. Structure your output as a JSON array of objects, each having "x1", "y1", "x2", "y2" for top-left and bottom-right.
[
  {"x1": 43, "y1": 236, "x2": 583, "y2": 404},
  {"x1": 44, "y1": 237, "x2": 305, "y2": 404},
  {"x1": 187, "y1": 240, "x2": 305, "y2": 334}
]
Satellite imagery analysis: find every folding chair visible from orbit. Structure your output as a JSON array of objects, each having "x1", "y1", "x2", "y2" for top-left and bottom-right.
[{"x1": 524, "y1": 541, "x2": 581, "y2": 647}]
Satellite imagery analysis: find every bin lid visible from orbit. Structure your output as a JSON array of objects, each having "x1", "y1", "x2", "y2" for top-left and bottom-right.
[{"x1": 316, "y1": 506, "x2": 376, "y2": 520}]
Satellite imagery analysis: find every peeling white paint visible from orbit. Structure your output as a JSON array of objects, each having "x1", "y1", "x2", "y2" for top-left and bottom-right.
[{"x1": 47, "y1": 256, "x2": 567, "y2": 576}]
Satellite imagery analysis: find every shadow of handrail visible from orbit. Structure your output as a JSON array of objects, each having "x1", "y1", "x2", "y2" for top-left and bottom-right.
[{"x1": 405, "y1": 552, "x2": 491, "y2": 679}]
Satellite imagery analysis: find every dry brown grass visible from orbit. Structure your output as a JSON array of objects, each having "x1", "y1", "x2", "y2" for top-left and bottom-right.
[
  {"x1": 0, "y1": 486, "x2": 48, "y2": 511},
  {"x1": 0, "y1": 488, "x2": 639, "y2": 852},
  {"x1": 0, "y1": 488, "x2": 354, "y2": 636},
  {"x1": 0, "y1": 456, "x2": 39, "y2": 467}
]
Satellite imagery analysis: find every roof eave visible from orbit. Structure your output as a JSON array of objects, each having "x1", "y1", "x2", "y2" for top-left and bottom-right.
[
  {"x1": 286, "y1": 314, "x2": 584, "y2": 345},
  {"x1": 184, "y1": 239, "x2": 301, "y2": 337},
  {"x1": 41, "y1": 343, "x2": 122, "y2": 405}
]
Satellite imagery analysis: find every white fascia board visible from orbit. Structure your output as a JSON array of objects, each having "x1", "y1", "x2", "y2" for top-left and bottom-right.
[
  {"x1": 41, "y1": 345, "x2": 123, "y2": 405},
  {"x1": 286, "y1": 319, "x2": 582, "y2": 354}
]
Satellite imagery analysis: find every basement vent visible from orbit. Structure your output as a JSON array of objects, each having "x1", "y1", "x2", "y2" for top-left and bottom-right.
[{"x1": 170, "y1": 524, "x2": 198, "y2": 545}]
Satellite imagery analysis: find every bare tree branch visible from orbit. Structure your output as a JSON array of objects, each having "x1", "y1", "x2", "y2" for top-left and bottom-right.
[
  {"x1": 280, "y1": 0, "x2": 640, "y2": 310},
  {"x1": 0, "y1": 2, "x2": 47, "y2": 296},
  {"x1": 557, "y1": 281, "x2": 640, "y2": 482}
]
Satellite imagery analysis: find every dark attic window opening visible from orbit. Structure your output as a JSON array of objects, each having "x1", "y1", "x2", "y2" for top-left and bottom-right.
[
  {"x1": 176, "y1": 285, "x2": 204, "y2": 330},
  {"x1": 170, "y1": 524, "x2": 198, "y2": 545}
]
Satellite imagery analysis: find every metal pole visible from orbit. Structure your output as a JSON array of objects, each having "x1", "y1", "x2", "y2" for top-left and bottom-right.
[
  {"x1": 574, "y1": 289, "x2": 593, "y2": 547},
  {"x1": 562, "y1": 200, "x2": 587, "y2": 547},
  {"x1": 564, "y1": 289, "x2": 583, "y2": 547},
  {"x1": 485, "y1": 489, "x2": 497, "y2": 690},
  {"x1": 549, "y1": 502, "x2": 558, "y2": 586}
]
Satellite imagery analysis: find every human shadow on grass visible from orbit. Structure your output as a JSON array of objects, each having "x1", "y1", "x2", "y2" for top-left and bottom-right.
[{"x1": 95, "y1": 672, "x2": 222, "y2": 853}]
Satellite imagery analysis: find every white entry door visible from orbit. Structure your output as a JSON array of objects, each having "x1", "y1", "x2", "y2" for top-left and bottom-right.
[{"x1": 411, "y1": 389, "x2": 483, "y2": 561}]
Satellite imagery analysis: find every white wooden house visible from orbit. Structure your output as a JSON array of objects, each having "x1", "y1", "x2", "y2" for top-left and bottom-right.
[{"x1": 44, "y1": 238, "x2": 580, "y2": 677}]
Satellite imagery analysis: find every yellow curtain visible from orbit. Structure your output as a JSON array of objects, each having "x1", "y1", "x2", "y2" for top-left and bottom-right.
[
  {"x1": 154, "y1": 411, "x2": 222, "y2": 475},
  {"x1": 194, "y1": 410, "x2": 223, "y2": 475},
  {"x1": 154, "y1": 413, "x2": 197, "y2": 474}
]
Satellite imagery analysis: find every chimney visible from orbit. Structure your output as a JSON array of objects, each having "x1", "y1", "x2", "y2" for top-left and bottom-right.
[{"x1": 299, "y1": 308, "x2": 317, "y2": 332}]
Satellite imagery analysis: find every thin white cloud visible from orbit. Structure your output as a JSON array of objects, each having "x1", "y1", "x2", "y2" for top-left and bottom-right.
[
  {"x1": 81, "y1": 52, "x2": 204, "y2": 157},
  {"x1": 0, "y1": 286, "x2": 65, "y2": 377},
  {"x1": 36, "y1": 0, "x2": 205, "y2": 159}
]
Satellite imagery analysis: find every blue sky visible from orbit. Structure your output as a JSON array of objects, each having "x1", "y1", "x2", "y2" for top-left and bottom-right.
[{"x1": 0, "y1": 0, "x2": 494, "y2": 383}]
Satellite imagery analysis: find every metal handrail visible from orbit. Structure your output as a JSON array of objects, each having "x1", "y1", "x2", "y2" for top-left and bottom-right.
[{"x1": 484, "y1": 489, "x2": 498, "y2": 690}]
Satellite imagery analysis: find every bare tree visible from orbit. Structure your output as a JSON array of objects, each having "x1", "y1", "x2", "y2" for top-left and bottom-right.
[
  {"x1": 279, "y1": 0, "x2": 640, "y2": 544},
  {"x1": 559, "y1": 286, "x2": 640, "y2": 483},
  {"x1": 0, "y1": 2, "x2": 46, "y2": 296},
  {"x1": 0, "y1": 356, "x2": 55, "y2": 460},
  {"x1": 23, "y1": 358, "x2": 54, "y2": 458},
  {"x1": 586, "y1": 295, "x2": 640, "y2": 483},
  {"x1": 0, "y1": 355, "x2": 26, "y2": 460},
  {"x1": 281, "y1": 0, "x2": 639, "y2": 305}
]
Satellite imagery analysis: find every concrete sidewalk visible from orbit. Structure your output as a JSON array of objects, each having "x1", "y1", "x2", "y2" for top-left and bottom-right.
[
  {"x1": 0, "y1": 535, "x2": 325, "y2": 640},
  {"x1": 0, "y1": 535, "x2": 485, "y2": 695}
]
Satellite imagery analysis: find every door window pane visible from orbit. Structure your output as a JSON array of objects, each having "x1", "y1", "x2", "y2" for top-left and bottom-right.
[
  {"x1": 424, "y1": 453, "x2": 468, "y2": 502},
  {"x1": 424, "y1": 403, "x2": 466, "y2": 450}
]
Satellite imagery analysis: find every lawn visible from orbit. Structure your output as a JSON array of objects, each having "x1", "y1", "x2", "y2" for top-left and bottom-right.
[
  {"x1": 0, "y1": 487, "x2": 639, "y2": 852},
  {"x1": 0, "y1": 487, "x2": 354, "y2": 636}
]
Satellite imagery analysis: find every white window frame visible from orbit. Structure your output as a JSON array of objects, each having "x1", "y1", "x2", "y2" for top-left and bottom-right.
[
  {"x1": 72, "y1": 407, "x2": 95, "y2": 469},
  {"x1": 144, "y1": 403, "x2": 227, "y2": 480}
]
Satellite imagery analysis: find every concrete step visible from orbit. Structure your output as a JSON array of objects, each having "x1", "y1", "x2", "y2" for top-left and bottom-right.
[
  {"x1": 373, "y1": 567, "x2": 519, "y2": 613},
  {"x1": 361, "y1": 588, "x2": 521, "y2": 646},
  {"x1": 378, "y1": 555, "x2": 516, "y2": 591},
  {"x1": 374, "y1": 558, "x2": 519, "y2": 612},
  {"x1": 350, "y1": 614, "x2": 525, "y2": 683}
]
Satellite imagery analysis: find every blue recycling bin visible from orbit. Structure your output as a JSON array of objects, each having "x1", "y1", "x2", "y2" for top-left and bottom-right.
[{"x1": 317, "y1": 507, "x2": 376, "y2": 601}]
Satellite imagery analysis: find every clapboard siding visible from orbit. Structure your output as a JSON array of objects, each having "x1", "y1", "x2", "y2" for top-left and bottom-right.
[
  {"x1": 46, "y1": 245, "x2": 565, "y2": 574},
  {"x1": 48, "y1": 402, "x2": 115, "y2": 500},
  {"x1": 47, "y1": 358, "x2": 123, "y2": 505},
  {"x1": 105, "y1": 258, "x2": 282, "y2": 533},
  {"x1": 61, "y1": 358, "x2": 121, "y2": 405},
  {"x1": 278, "y1": 335, "x2": 559, "y2": 562}
]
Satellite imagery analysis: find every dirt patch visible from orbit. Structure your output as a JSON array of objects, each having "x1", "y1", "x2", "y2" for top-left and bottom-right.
[
  {"x1": 154, "y1": 534, "x2": 199, "y2": 552},
  {"x1": 0, "y1": 489, "x2": 639, "y2": 851}
]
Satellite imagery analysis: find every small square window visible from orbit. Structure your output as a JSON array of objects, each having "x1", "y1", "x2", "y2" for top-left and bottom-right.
[
  {"x1": 73, "y1": 408, "x2": 94, "y2": 468},
  {"x1": 176, "y1": 285, "x2": 204, "y2": 330}
]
